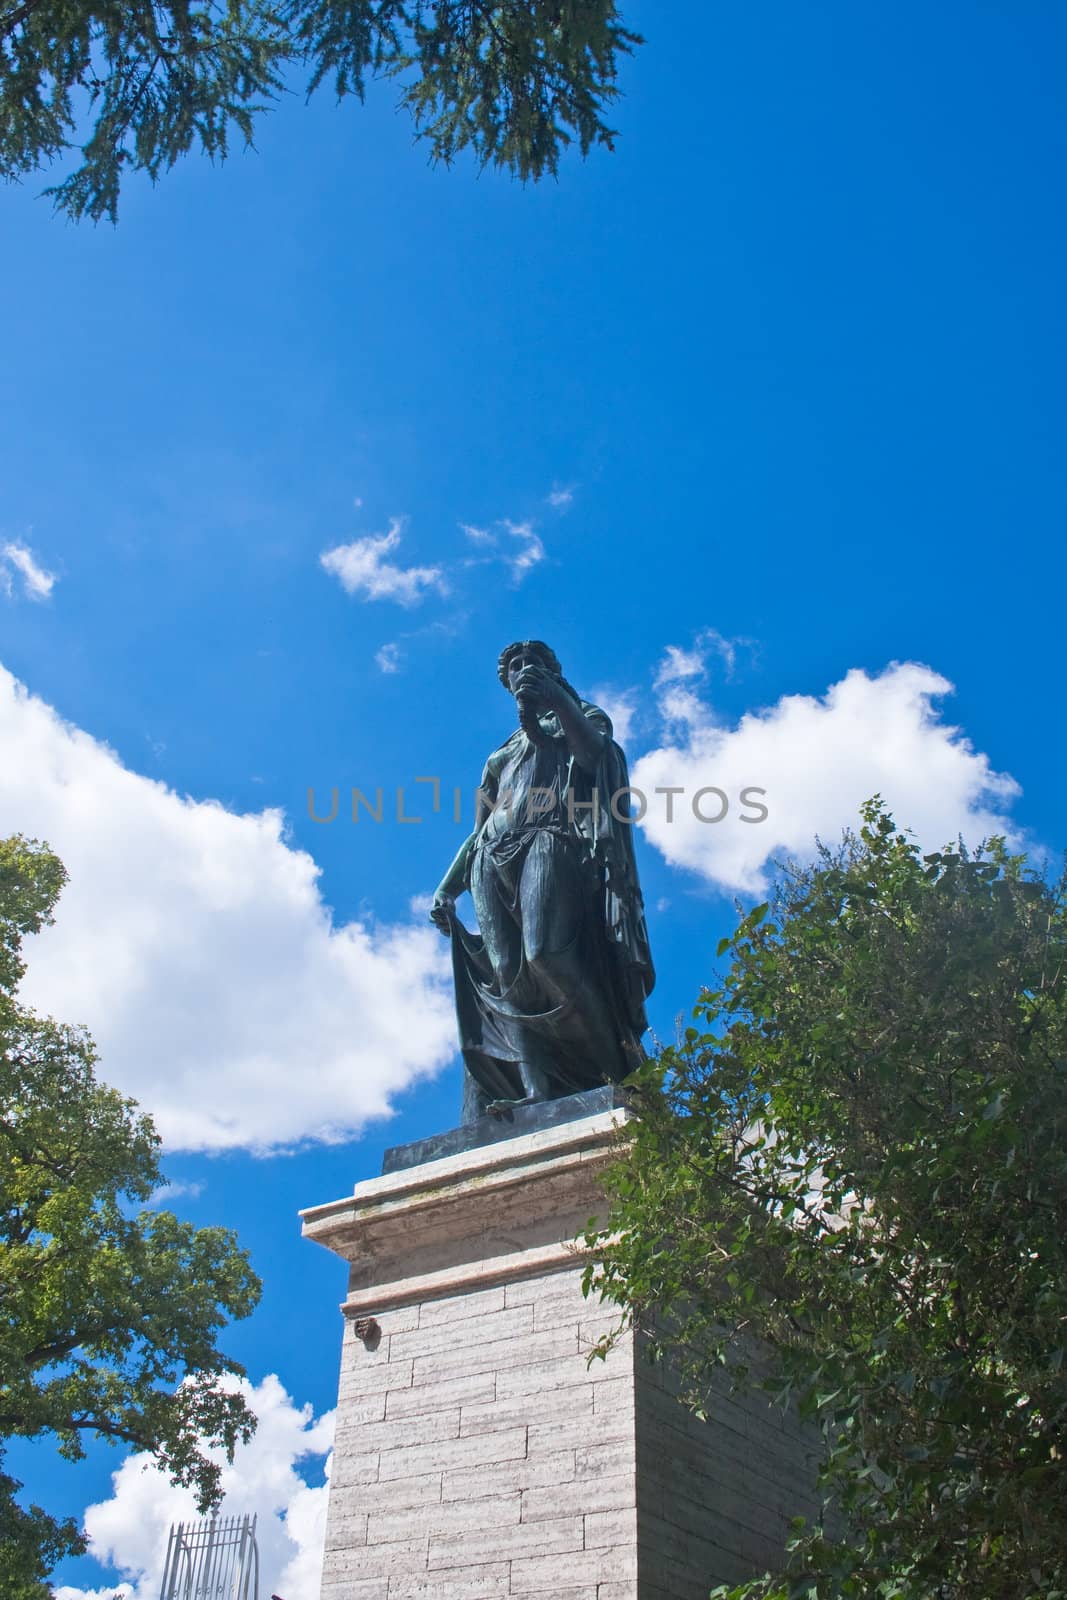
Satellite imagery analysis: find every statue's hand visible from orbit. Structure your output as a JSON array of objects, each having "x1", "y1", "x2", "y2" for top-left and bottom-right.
[
  {"x1": 514, "y1": 664, "x2": 564, "y2": 710},
  {"x1": 429, "y1": 890, "x2": 456, "y2": 936}
]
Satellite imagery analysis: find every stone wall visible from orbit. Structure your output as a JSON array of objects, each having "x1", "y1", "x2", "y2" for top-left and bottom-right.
[
  {"x1": 635, "y1": 1336, "x2": 823, "y2": 1598},
  {"x1": 320, "y1": 1267, "x2": 640, "y2": 1599},
  {"x1": 304, "y1": 1105, "x2": 830, "y2": 1599}
]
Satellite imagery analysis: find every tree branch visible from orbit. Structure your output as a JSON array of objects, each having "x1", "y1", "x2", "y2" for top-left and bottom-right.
[{"x1": 0, "y1": 0, "x2": 49, "y2": 44}]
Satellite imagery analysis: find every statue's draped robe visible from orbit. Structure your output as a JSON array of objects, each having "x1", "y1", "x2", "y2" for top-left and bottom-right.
[{"x1": 448, "y1": 701, "x2": 655, "y2": 1115}]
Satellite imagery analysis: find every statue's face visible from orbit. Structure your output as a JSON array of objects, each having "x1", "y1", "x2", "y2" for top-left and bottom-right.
[{"x1": 506, "y1": 646, "x2": 551, "y2": 694}]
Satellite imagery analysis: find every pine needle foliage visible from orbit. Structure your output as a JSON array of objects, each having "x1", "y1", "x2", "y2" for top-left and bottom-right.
[
  {"x1": 0, "y1": 835, "x2": 261, "y2": 1598},
  {"x1": 0, "y1": 0, "x2": 641, "y2": 220},
  {"x1": 583, "y1": 801, "x2": 1067, "y2": 1600}
]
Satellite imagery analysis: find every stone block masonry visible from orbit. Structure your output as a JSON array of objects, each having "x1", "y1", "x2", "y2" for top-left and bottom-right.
[
  {"x1": 317, "y1": 1272, "x2": 638, "y2": 1599},
  {"x1": 301, "y1": 1104, "x2": 824, "y2": 1598}
]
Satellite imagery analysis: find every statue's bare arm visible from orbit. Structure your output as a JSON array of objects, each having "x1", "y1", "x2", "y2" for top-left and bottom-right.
[
  {"x1": 430, "y1": 756, "x2": 501, "y2": 934},
  {"x1": 430, "y1": 832, "x2": 476, "y2": 933}
]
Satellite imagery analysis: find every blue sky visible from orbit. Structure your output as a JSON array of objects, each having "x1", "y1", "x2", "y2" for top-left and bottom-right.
[{"x1": 2, "y1": 1, "x2": 1065, "y2": 1592}]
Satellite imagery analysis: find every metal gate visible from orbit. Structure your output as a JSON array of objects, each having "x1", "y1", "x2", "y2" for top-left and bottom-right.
[{"x1": 159, "y1": 1513, "x2": 259, "y2": 1600}]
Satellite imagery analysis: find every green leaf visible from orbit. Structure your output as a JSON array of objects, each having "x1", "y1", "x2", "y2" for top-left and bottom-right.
[
  {"x1": 581, "y1": 797, "x2": 1067, "y2": 1598},
  {"x1": 0, "y1": 834, "x2": 262, "y2": 1590}
]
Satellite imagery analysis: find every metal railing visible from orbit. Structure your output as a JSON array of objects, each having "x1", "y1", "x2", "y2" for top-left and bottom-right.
[{"x1": 159, "y1": 1513, "x2": 259, "y2": 1600}]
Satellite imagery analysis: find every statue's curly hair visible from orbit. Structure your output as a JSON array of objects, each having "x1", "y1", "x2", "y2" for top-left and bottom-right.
[{"x1": 497, "y1": 639, "x2": 562, "y2": 687}]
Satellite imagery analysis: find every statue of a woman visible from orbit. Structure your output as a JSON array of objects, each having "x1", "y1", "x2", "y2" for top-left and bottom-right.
[{"x1": 430, "y1": 641, "x2": 655, "y2": 1121}]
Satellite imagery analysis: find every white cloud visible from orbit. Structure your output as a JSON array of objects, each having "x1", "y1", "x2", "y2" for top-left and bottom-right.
[
  {"x1": 503, "y1": 520, "x2": 545, "y2": 584},
  {"x1": 53, "y1": 1587, "x2": 132, "y2": 1600},
  {"x1": 320, "y1": 518, "x2": 446, "y2": 606},
  {"x1": 632, "y1": 659, "x2": 1022, "y2": 895},
  {"x1": 147, "y1": 1179, "x2": 204, "y2": 1206},
  {"x1": 459, "y1": 522, "x2": 496, "y2": 545},
  {"x1": 699, "y1": 628, "x2": 746, "y2": 680},
  {"x1": 0, "y1": 664, "x2": 456, "y2": 1152},
  {"x1": 652, "y1": 644, "x2": 716, "y2": 736},
  {"x1": 653, "y1": 628, "x2": 750, "y2": 692},
  {"x1": 54, "y1": 1588, "x2": 132, "y2": 1599},
  {"x1": 375, "y1": 641, "x2": 401, "y2": 674},
  {"x1": 657, "y1": 680, "x2": 714, "y2": 735},
  {"x1": 460, "y1": 518, "x2": 545, "y2": 584},
  {"x1": 546, "y1": 486, "x2": 574, "y2": 510},
  {"x1": 53, "y1": 1375, "x2": 333, "y2": 1600},
  {"x1": 653, "y1": 643, "x2": 707, "y2": 687},
  {"x1": 2, "y1": 540, "x2": 56, "y2": 600},
  {"x1": 590, "y1": 684, "x2": 638, "y2": 748}
]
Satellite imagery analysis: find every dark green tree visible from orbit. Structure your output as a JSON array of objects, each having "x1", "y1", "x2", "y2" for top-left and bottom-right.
[
  {"x1": 0, "y1": 0, "x2": 641, "y2": 221},
  {"x1": 0, "y1": 834, "x2": 261, "y2": 1598},
  {"x1": 585, "y1": 802, "x2": 1067, "y2": 1600}
]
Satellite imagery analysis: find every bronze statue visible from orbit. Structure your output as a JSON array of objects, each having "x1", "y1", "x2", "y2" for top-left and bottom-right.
[{"x1": 430, "y1": 641, "x2": 655, "y2": 1121}]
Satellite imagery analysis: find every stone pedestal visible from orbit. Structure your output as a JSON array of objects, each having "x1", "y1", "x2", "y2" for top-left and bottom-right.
[{"x1": 301, "y1": 1099, "x2": 821, "y2": 1600}]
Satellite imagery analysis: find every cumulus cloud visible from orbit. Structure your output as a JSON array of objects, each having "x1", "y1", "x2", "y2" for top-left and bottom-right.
[
  {"x1": 375, "y1": 641, "x2": 401, "y2": 674},
  {"x1": 320, "y1": 518, "x2": 446, "y2": 606},
  {"x1": 2, "y1": 540, "x2": 56, "y2": 600},
  {"x1": 546, "y1": 485, "x2": 574, "y2": 510},
  {"x1": 53, "y1": 1375, "x2": 332, "y2": 1600},
  {"x1": 0, "y1": 664, "x2": 456, "y2": 1152},
  {"x1": 631, "y1": 656, "x2": 1022, "y2": 895}
]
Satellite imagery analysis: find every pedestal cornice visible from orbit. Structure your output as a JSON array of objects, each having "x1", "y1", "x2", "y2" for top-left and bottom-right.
[{"x1": 300, "y1": 1104, "x2": 632, "y2": 1316}]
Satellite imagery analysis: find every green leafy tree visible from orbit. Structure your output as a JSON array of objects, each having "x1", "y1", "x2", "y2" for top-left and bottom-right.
[
  {"x1": 0, "y1": 834, "x2": 261, "y2": 1598},
  {"x1": 0, "y1": 0, "x2": 641, "y2": 221},
  {"x1": 585, "y1": 802, "x2": 1067, "y2": 1600}
]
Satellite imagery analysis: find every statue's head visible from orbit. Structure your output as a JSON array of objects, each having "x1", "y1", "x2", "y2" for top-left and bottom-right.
[{"x1": 497, "y1": 640, "x2": 562, "y2": 692}]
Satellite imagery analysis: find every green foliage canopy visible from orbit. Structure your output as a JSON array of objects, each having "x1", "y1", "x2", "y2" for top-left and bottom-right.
[
  {"x1": 0, "y1": 834, "x2": 261, "y2": 1598},
  {"x1": 0, "y1": 0, "x2": 641, "y2": 221},
  {"x1": 584, "y1": 802, "x2": 1067, "y2": 1599}
]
